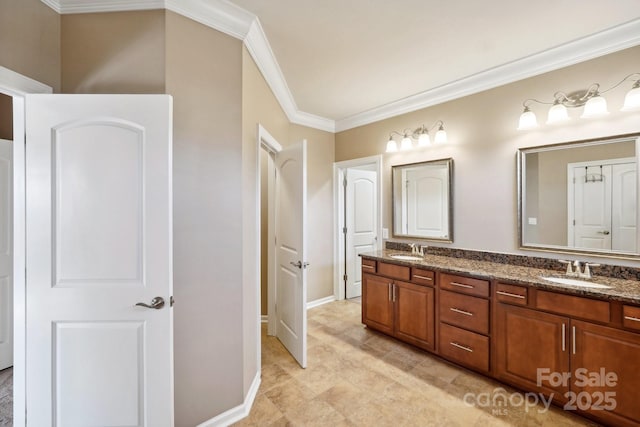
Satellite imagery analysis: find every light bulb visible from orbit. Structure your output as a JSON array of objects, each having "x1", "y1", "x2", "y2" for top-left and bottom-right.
[
  {"x1": 385, "y1": 138, "x2": 397, "y2": 153},
  {"x1": 434, "y1": 126, "x2": 447, "y2": 144},
  {"x1": 418, "y1": 132, "x2": 431, "y2": 146},
  {"x1": 518, "y1": 106, "x2": 538, "y2": 130},
  {"x1": 546, "y1": 103, "x2": 570, "y2": 124},
  {"x1": 622, "y1": 83, "x2": 640, "y2": 111},
  {"x1": 400, "y1": 136, "x2": 413, "y2": 150},
  {"x1": 581, "y1": 94, "x2": 609, "y2": 118}
]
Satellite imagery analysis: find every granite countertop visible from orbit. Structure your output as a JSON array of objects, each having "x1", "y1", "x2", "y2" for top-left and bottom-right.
[{"x1": 360, "y1": 249, "x2": 640, "y2": 305}]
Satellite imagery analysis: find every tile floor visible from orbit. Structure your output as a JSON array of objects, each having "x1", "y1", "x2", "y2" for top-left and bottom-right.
[{"x1": 234, "y1": 299, "x2": 598, "y2": 427}]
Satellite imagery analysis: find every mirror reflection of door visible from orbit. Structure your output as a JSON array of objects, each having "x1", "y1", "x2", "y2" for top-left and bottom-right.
[
  {"x1": 569, "y1": 158, "x2": 636, "y2": 252},
  {"x1": 402, "y1": 165, "x2": 448, "y2": 237}
]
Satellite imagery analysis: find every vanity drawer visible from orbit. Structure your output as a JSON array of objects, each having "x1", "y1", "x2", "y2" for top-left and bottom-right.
[
  {"x1": 439, "y1": 323, "x2": 489, "y2": 372},
  {"x1": 377, "y1": 262, "x2": 410, "y2": 281},
  {"x1": 440, "y1": 290, "x2": 489, "y2": 334},
  {"x1": 440, "y1": 273, "x2": 490, "y2": 298},
  {"x1": 536, "y1": 290, "x2": 610, "y2": 323},
  {"x1": 361, "y1": 258, "x2": 377, "y2": 273},
  {"x1": 623, "y1": 305, "x2": 640, "y2": 331},
  {"x1": 412, "y1": 268, "x2": 435, "y2": 287},
  {"x1": 495, "y1": 283, "x2": 528, "y2": 306}
]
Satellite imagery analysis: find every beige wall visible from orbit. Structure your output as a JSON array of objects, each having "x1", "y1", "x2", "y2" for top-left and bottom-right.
[
  {"x1": 336, "y1": 45, "x2": 640, "y2": 267},
  {"x1": 0, "y1": 94, "x2": 12, "y2": 140},
  {"x1": 165, "y1": 11, "x2": 245, "y2": 427},
  {"x1": 0, "y1": 0, "x2": 60, "y2": 91},
  {"x1": 62, "y1": 10, "x2": 165, "y2": 93}
]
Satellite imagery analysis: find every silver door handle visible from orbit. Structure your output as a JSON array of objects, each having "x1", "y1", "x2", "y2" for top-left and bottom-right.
[
  {"x1": 136, "y1": 297, "x2": 165, "y2": 309},
  {"x1": 290, "y1": 261, "x2": 309, "y2": 269},
  {"x1": 597, "y1": 230, "x2": 610, "y2": 235}
]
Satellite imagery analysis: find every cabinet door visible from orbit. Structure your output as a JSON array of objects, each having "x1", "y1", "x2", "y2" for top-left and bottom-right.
[
  {"x1": 394, "y1": 281, "x2": 435, "y2": 351},
  {"x1": 495, "y1": 304, "x2": 570, "y2": 398},
  {"x1": 572, "y1": 320, "x2": 640, "y2": 427},
  {"x1": 362, "y1": 273, "x2": 393, "y2": 335}
]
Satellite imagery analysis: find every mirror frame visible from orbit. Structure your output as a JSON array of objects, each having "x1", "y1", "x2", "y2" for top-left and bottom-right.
[
  {"x1": 391, "y1": 158, "x2": 454, "y2": 242},
  {"x1": 517, "y1": 132, "x2": 640, "y2": 260}
]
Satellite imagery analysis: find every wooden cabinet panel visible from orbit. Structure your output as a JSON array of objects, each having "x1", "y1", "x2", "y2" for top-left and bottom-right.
[
  {"x1": 394, "y1": 281, "x2": 435, "y2": 351},
  {"x1": 439, "y1": 323, "x2": 489, "y2": 372},
  {"x1": 440, "y1": 273, "x2": 490, "y2": 297},
  {"x1": 377, "y1": 262, "x2": 410, "y2": 281},
  {"x1": 439, "y1": 290, "x2": 489, "y2": 334},
  {"x1": 362, "y1": 273, "x2": 393, "y2": 335},
  {"x1": 495, "y1": 283, "x2": 528, "y2": 306},
  {"x1": 411, "y1": 268, "x2": 435, "y2": 286},
  {"x1": 361, "y1": 258, "x2": 377, "y2": 273},
  {"x1": 622, "y1": 305, "x2": 640, "y2": 332},
  {"x1": 572, "y1": 320, "x2": 640, "y2": 427},
  {"x1": 536, "y1": 290, "x2": 610, "y2": 324},
  {"x1": 495, "y1": 303, "x2": 570, "y2": 397}
]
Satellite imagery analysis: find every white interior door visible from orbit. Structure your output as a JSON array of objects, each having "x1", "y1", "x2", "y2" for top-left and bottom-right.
[
  {"x1": 572, "y1": 165, "x2": 613, "y2": 250},
  {"x1": 345, "y1": 168, "x2": 376, "y2": 299},
  {"x1": 25, "y1": 94, "x2": 173, "y2": 426},
  {"x1": 275, "y1": 140, "x2": 307, "y2": 368},
  {"x1": 612, "y1": 162, "x2": 637, "y2": 252},
  {"x1": 0, "y1": 139, "x2": 12, "y2": 371},
  {"x1": 404, "y1": 165, "x2": 449, "y2": 238}
]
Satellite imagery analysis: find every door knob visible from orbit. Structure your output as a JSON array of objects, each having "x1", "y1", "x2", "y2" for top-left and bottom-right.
[
  {"x1": 136, "y1": 297, "x2": 165, "y2": 309},
  {"x1": 289, "y1": 261, "x2": 310, "y2": 269},
  {"x1": 597, "y1": 230, "x2": 610, "y2": 235}
]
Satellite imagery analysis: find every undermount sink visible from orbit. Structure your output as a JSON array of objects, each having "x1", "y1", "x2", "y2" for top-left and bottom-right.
[
  {"x1": 389, "y1": 254, "x2": 424, "y2": 261},
  {"x1": 540, "y1": 276, "x2": 612, "y2": 289}
]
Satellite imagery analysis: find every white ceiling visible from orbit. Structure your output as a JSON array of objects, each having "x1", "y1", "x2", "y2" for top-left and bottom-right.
[{"x1": 230, "y1": 0, "x2": 640, "y2": 123}]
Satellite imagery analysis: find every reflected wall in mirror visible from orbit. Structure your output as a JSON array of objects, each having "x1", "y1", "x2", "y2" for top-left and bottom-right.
[
  {"x1": 519, "y1": 133, "x2": 639, "y2": 258},
  {"x1": 392, "y1": 158, "x2": 453, "y2": 241}
]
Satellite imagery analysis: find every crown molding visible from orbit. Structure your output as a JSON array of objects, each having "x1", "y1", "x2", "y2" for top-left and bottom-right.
[
  {"x1": 335, "y1": 18, "x2": 640, "y2": 132},
  {"x1": 165, "y1": 0, "x2": 254, "y2": 40},
  {"x1": 244, "y1": 20, "x2": 335, "y2": 132}
]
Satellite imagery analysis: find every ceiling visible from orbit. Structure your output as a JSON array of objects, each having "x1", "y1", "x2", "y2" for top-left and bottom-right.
[{"x1": 229, "y1": 0, "x2": 640, "y2": 124}]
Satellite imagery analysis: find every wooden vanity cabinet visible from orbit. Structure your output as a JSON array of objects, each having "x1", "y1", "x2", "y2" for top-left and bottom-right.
[
  {"x1": 495, "y1": 284, "x2": 640, "y2": 427},
  {"x1": 362, "y1": 262, "x2": 436, "y2": 351}
]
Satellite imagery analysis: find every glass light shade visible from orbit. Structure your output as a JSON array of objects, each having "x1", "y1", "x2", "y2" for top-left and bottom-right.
[
  {"x1": 517, "y1": 109, "x2": 538, "y2": 130},
  {"x1": 434, "y1": 128, "x2": 447, "y2": 144},
  {"x1": 400, "y1": 136, "x2": 413, "y2": 150},
  {"x1": 418, "y1": 132, "x2": 431, "y2": 146},
  {"x1": 581, "y1": 95, "x2": 609, "y2": 118},
  {"x1": 621, "y1": 85, "x2": 640, "y2": 111},
  {"x1": 385, "y1": 139, "x2": 398, "y2": 153},
  {"x1": 546, "y1": 103, "x2": 570, "y2": 124}
]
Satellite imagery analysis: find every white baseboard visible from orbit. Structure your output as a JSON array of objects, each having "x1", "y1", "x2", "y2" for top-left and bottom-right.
[
  {"x1": 196, "y1": 370, "x2": 261, "y2": 427},
  {"x1": 307, "y1": 295, "x2": 336, "y2": 309}
]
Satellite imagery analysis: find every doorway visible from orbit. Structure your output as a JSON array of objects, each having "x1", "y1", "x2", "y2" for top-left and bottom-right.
[{"x1": 334, "y1": 156, "x2": 383, "y2": 301}]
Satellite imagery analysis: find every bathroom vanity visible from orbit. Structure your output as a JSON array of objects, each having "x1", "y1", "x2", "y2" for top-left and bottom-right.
[{"x1": 360, "y1": 250, "x2": 640, "y2": 427}]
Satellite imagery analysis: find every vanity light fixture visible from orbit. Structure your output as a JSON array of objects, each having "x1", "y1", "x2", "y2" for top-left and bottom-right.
[
  {"x1": 517, "y1": 72, "x2": 640, "y2": 130},
  {"x1": 385, "y1": 120, "x2": 447, "y2": 153}
]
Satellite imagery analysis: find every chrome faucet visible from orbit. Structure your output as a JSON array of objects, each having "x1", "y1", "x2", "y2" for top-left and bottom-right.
[{"x1": 559, "y1": 260, "x2": 600, "y2": 279}]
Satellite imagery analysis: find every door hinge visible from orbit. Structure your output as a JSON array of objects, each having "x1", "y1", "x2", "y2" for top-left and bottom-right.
[
  {"x1": 343, "y1": 226, "x2": 347, "y2": 234},
  {"x1": 573, "y1": 219, "x2": 576, "y2": 226},
  {"x1": 343, "y1": 175, "x2": 347, "y2": 187},
  {"x1": 170, "y1": 296, "x2": 175, "y2": 307},
  {"x1": 343, "y1": 274, "x2": 348, "y2": 282}
]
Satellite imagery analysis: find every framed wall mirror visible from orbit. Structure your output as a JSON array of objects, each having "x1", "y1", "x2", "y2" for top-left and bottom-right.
[
  {"x1": 518, "y1": 133, "x2": 639, "y2": 259},
  {"x1": 392, "y1": 158, "x2": 453, "y2": 241}
]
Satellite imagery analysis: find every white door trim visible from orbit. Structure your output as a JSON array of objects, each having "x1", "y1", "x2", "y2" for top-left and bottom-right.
[
  {"x1": 333, "y1": 155, "x2": 382, "y2": 301},
  {"x1": 0, "y1": 66, "x2": 52, "y2": 427},
  {"x1": 256, "y1": 124, "x2": 281, "y2": 339}
]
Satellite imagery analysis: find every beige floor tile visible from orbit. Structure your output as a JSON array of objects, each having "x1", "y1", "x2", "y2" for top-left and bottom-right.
[{"x1": 234, "y1": 300, "x2": 594, "y2": 427}]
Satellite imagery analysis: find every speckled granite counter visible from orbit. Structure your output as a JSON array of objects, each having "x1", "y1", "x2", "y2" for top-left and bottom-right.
[{"x1": 361, "y1": 250, "x2": 640, "y2": 305}]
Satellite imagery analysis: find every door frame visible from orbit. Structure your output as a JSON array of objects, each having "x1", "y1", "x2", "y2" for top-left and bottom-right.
[
  {"x1": 567, "y1": 156, "x2": 635, "y2": 247},
  {"x1": 0, "y1": 66, "x2": 52, "y2": 427},
  {"x1": 256, "y1": 124, "x2": 281, "y2": 338},
  {"x1": 333, "y1": 155, "x2": 383, "y2": 301}
]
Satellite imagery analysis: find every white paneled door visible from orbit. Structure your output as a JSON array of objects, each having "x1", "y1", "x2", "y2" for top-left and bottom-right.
[
  {"x1": 275, "y1": 140, "x2": 308, "y2": 368},
  {"x1": 25, "y1": 95, "x2": 173, "y2": 426},
  {"x1": 0, "y1": 139, "x2": 12, "y2": 371},
  {"x1": 345, "y1": 168, "x2": 377, "y2": 299}
]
